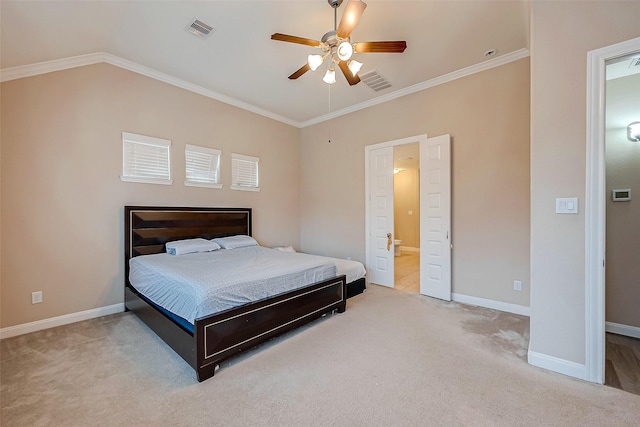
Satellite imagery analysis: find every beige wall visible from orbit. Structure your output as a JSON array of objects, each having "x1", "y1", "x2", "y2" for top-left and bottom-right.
[
  {"x1": 300, "y1": 58, "x2": 531, "y2": 307},
  {"x1": 393, "y1": 168, "x2": 420, "y2": 249},
  {"x1": 605, "y1": 74, "x2": 640, "y2": 329},
  {"x1": 0, "y1": 63, "x2": 300, "y2": 328},
  {"x1": 529, "y1": 1, "x2": 640, "y2": 364}
]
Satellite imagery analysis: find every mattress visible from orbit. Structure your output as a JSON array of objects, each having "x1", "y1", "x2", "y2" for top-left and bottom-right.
[
  {"x1": 329, "y1": 257, "x2": 366, "y2": 284},
  {"x1": 129, "y1": 246, "x2": 338, "y2": 324}
]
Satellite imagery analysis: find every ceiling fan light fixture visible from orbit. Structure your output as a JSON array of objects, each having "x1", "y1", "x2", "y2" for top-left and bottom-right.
[
  {"x1": 308, "y1": 54, "x2": 324, "y2": 71},
  {"x1": 323, "y1": 67, "x2": 337, "y2": 84},
  {"x1": 272, "y1": 0, "x2": 406, "y2": 86},
  {"x1": 347, "y1": 59, "x2": 363, "y2": 76},
  {"x1": 337, "y1": 40, "x2": 353, "y2": 61}
]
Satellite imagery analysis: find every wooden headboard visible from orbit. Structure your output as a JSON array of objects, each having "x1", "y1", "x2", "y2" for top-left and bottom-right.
[{"x1": 124, "y1": 206, "x2": 252, "y2": 280}]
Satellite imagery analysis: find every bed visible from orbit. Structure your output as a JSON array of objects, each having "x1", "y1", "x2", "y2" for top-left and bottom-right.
[{"x1": 124, "y1": 206, "x2": 366, "y2": 381}]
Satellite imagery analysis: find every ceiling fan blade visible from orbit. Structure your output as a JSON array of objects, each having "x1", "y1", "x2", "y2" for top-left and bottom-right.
[
  {"x1": 354, "y1": 41, "x2": 407, "y2": 53},
  {"x1": 271, "y1": 33, "x2": 321, "y2": 47},
  {"x1": 336, "y1": 0, "x2": 367, "y2": 39},
  {"x1": 288, "y1": 63, "x2": 311, "y2": 80},
  {"x1": 338, "y1": 61, "x2": 361, "y2": 86}
]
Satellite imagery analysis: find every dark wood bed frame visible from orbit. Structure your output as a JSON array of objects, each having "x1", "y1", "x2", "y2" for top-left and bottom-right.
[{"x1": 124, "y1": 206, "x2": 364, "y2": 382}]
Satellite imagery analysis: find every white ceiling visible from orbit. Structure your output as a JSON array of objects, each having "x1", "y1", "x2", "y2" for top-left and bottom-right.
[{"x1": 1, "y1": 1, "x2": 530, "y2": 126}]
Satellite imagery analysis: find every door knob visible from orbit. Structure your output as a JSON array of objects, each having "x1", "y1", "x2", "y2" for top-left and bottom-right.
[{"x1": 387, "y1": 233, "x2": 392, "y2": 251}]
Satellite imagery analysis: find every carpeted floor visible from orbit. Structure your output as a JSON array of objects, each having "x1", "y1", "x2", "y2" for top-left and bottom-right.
[{"x1": 2, "y1": 284, "x2": 639, "y2": 426}]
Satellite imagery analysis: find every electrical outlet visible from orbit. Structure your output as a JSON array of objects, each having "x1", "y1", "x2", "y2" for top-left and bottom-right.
[
  {"x1": 513, "y1": 281, "x2": 522, "y2": 291},
  {"x1": 32, "y1": 291, "x2": 43, "y2": 304}
]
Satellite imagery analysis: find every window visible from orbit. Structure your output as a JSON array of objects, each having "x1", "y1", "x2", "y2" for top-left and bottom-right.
[
  {"x1": 231, "y1": 153, "x2": 260, "y2": 191},
  {"x1": 121, "y1": 132, "x2": 172, "y2": 185},
  {"x1": 185, "y1": 144, "x2": 222, "y2": 188}
]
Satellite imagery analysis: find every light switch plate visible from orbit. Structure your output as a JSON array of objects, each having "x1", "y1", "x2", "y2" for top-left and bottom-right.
[{"x1": 556, "y1": 198, "x2": 579, "y2": 214}]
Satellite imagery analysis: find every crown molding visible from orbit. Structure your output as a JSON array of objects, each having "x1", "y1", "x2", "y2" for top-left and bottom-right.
[
  {"x1": 0, "y1": 52, "x2": 106, "y2": 82},
  {"x1": 0, "y1": 52, "x2": 300, "y2": 128},
  {"x1": 1, "y1": 48, "x2": 530, "y2": 129},
  {"x1": 299, "y1": 48, "x2": 531, "y2": 128}
]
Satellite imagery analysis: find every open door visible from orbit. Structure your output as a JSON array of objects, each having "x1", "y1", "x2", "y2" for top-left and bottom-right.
[
  {"x1": 367, "y1": 146, "x2": 395, "y2": 287},
  {"x1": 419, "y1": 135, "x2": 451, "y2": 300}
]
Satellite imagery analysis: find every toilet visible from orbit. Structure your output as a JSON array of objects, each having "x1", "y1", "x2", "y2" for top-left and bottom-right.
[{"x1": 394, "y1": 240, "x2": 402, "y2": 257}]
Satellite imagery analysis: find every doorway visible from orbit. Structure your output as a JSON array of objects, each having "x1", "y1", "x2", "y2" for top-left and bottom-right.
[
  {"x1": 393, "y1": 143, "x2": 420, "y2": 293},
  {"x1": 365, "y1": 134, "x2": 451, "y2": 300},
  {"x1": 585, "y1": 36, "x2": 640, "y2": 386},
  {"x1": 603, "y1": 53, "x2": 640, "y2": 395}
]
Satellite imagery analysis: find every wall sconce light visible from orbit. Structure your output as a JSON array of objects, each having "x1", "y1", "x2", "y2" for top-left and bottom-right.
[{"x1": 628, "y1": 121, "x2": 640, "y2": 142}]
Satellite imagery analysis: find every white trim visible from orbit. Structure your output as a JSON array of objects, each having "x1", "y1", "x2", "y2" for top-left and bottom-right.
[
  {"x1": 120, "y1": 176, "x2": 173, "y2": 185},
  {"x1": 0, "y1": 52, "x2": 300, "y2": 128},
  {"x1": 451, "y1": 293, "x2": 530, "y2": 317},
  {"x1": 527, "y1": 350, "x2": 587, "y2": 381},
  {"x1": 365, "y1": 134, "x2": 429, "y2": 151},
  {"x1": 0, "y1": 303, "x2": 124, "y2": 340},
  {"x1": 365, "y1": 134, "x2": 428, "y2": 289},
  {"x1": 230, "y1": 185, "x2": 260, "y2": 192},
  {"x1": 0, "y1": 49, "x2": 529, "y2": 129},
  {"x1": 0, "y1": 52, "x2": 105, "y2": 82},
  {"x1": 605, "y1": 321, "x2": 640, "y2": 339},
  {"x1": 300, "y1": 48, "x2": 530, "y2": 127},
  {"x1": 184, "y1": 181, "x2": 223, "y2": 189},
  {"x1": 585, "y1": 36, "x2": 640, "y2": 385}
]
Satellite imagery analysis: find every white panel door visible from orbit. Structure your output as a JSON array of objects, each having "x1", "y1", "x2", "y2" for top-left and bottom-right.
[
  {"x1": 420, "y1": 135, "x2": 451, "y2": 300},
  {"x1": 368, "y1": 146, "x2": 395, "y2": 287}
]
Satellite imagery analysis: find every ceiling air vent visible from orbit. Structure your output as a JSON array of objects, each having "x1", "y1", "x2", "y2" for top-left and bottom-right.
[
  {"x1": 359, "y1": 70, "x2": 392, "y2": 92},
  {"x1": 186, "y1": 18, "x2": 215, "y2": 39}
]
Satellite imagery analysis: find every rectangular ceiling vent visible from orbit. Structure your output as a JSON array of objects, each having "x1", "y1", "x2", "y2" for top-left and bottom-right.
[
  {"x1": 359, "y1": 70, "x2": 392, "y2": 92},
  {"x1": 186, "y1": 18, "x2": 215, "y2": 39},
  {"x1": 630, "y1": 56, "x2": 640, "y2": 68}
]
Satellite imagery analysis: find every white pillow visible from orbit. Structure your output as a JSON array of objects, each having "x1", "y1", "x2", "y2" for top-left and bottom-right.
[
  {"x1": 212, "y1": 235, "x2": 258, "y2": 249},
  {"x1": 166, "y1": 238, "x2": 221, "y2": 255},
  {"x1": 274, "y1": 246, "x2": 296, "y2": 253}
]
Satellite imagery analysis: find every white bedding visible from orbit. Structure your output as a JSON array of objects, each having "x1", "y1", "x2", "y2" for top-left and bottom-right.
[
  {"x1": 327, "y1": 257, "x2": 366, "y2": 284},
  {"x1": 129, "y1": 246, "x2": 342, "y2": 324}
]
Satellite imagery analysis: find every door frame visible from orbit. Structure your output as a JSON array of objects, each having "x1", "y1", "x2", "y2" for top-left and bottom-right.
[
  {"x1": 585, "y1": 36, "x2": 640, "y2": 384},
  {"x1": 365, "y1": 134, "x2": 428, "y2": 288}
]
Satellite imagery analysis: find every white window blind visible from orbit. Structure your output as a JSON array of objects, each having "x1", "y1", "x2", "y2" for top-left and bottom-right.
[
  {"x1": 185, "y1": 144, "x2": 222, "y2": 188},
  {"x1": 231, "y1": 153, "x2": 260, "y2": 191},
  {"x1": 121, "y1": 132, "x2": 172, "y2": 185}
]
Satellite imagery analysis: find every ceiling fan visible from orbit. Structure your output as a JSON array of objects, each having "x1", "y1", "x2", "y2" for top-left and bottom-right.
[{"x1": 271, "y1": 0, "x2": 407, "y2": 86}]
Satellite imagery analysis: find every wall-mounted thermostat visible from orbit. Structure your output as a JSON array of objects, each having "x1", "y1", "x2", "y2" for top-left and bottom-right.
[{"x1": 612, "y1": 189, "x2": 631, "y2": 202}]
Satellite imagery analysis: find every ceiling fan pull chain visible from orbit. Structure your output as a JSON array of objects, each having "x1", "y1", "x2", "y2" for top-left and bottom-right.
[{"x1": 328, "y1": 85, "x2": 332, "y2": 143}]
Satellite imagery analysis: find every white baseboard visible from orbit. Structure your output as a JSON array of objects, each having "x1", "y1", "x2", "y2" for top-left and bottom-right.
[
  {"x1": 605, "y1": 321, "x2": 640, "y2": 339},
  {"x1": 527, "y1": 350, "x2": 587, "y2": 381},
  {"x1": 399, "y1": 246, "x2": 420, "y2": 253},
  {"x1": 0, "y1": 303, "x2": 125, "y2": 339},
  {"x1": 451, "y1": 293, "x2": 530, "y2": 317}
]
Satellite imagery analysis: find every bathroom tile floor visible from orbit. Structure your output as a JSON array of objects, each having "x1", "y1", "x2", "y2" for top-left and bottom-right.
[{"x1": 394, "y1": 250, "x2": 420, "y2": 293}]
